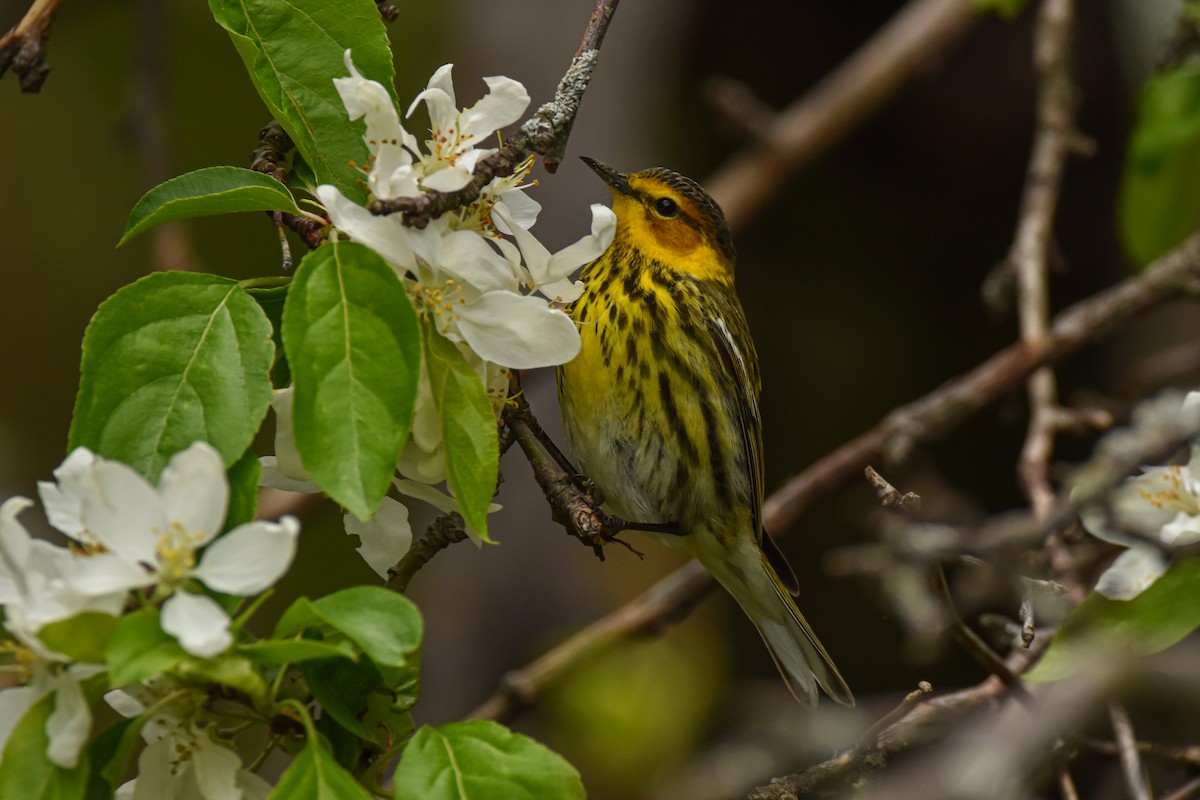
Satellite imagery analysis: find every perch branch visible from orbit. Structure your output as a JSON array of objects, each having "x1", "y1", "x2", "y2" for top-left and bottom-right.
[{"x1": 368, "y1": 0, "x2": 621, "y2": 226}]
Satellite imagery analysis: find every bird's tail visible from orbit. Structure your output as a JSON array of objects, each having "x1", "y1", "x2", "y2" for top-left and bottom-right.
[{"x1": 710, "y1": 544, "x2": 854, "y2": 707}]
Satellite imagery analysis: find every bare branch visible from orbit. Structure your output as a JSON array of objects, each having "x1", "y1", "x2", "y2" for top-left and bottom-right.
[
  {"x1": 1010, "y1": 0, "x2": 1085, "y2": 518},
  {"x1": 1110, "y1": 703, "x2": 1153, "y2": 800},
  {"x1": 387, "y1": 512, "x2": 468, "y2": 594},
  {"x1": 706, "y1": 0, "x2": 978, "y2": 234}
]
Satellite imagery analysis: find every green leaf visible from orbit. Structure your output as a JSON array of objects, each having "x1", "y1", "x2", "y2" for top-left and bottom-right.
[
  {"x1": 303, "y1": 657, "x2": 385, "y2": 744},
  {"x1": 0, "y1": 693, "x2": 89, "y2": 800},
  {"x1": 1027, "y1": 559, "x2": 1200, "y2": 682},
  {"x1": 36, "y1": 612, "x2": 118, "y2": 664},
  {"x1": 308, "y1": 586, "x2": 422, "y2": 669},
  {"x1": 106, "y1": 607, "x2": 188, "y2": 686},
  {"x1": 1118, "y1": 63, "x2": 1200, "y2": 267},
  {"x1": 238, "y1": 638, "x2": 358, "y2": 665},
  {"x1": 119, "y1": 166, "x2": 302, "y2": 246},
  {"x1": 246, "y1": 280, "x2": 292, "y2": 388},
  {"x1": 69, "y1": 272, "x2": 275, "y2": 482},
  {"x1": 208, "y1": 0, "x2": 395, "y2": 204},
  {"x1": 272, "y1": 596, "x2": 321, "y2": 639},
  {"x1": 423, "y1": 328, "x2": 499, "y2": 540},
  {"x1": 87, "y1": 718, "x2": 142, "y2": 795},
  {"x1": 393, "y1": 721, "x2": 585, "y2": 800},
  {"x1": 283, "y1": 241, "x2": 420, "y2": 519},
  {"x1": 225, "y1": 447, "x2": 262, "y2": 531},
  {"x1": 175, "y1": 655, "x2": 270, "y2": 709},
  {"x1": 267, "y1": 736, "x2": 374, "y2": 800}
]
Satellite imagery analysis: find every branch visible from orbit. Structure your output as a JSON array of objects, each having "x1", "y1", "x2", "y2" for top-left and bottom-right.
[
  {"x1": 387, "y1": 512, "x2": 468, "y2": 594},
  {"x1": 748, "y1": 644, "x2": 1043, "y2": 799},
  {"x1": 1010, "y1": 0, "x2": 1086, "y2": 518},
  {"x1": 367, "y1": 0, "x2": 621, "y2": 227},
  {"x1": 0, "y1": 0, "x2": 62, "y2": 92},
  {"x1": 706, "y1": 0, "x2": 977, "y2": 234}
]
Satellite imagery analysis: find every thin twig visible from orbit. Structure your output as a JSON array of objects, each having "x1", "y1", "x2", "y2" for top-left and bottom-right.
[
  {"x1": 1162, "y1": 775, "x2": 1200, "y2": 800},
  {"x1": 387, "y1": 512, "x2": 469, "y2": 594},
  {"x1": 747, "y1": 645, "x2": 1044, "y2": 799},
  {"x1": 855, "y1": 681, "x2": 934, "y2": 752},
  {"x1": 1011, "y1": 0, "x2": 1084, "y2": 518},
  {"x1": 931, "y1": 565, "x2": 1029, "y2": 697},
  {"x1": 466, "y1": 560, "x2": 713, "y2": 723},
  {"x1": 0, "y1": 0, "x2": 62, "y2": 91},
  {"x1": 1111, "y1": 703, "x2": 1153, "y2": 800},
  {"x1": 368, "y1": 0, "x2": 621, "y2": 226},
  {"x1": 1059, "y1": 768, "x2": 1081, "y2": 800},
  {"x1": 706, "y1": 0, "x2": 977, "y2": 235}
]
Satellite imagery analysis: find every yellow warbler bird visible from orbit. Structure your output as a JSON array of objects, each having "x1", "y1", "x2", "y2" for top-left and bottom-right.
[{"x1": 557, "y1": 158, "x2": 853, "y2": 707}]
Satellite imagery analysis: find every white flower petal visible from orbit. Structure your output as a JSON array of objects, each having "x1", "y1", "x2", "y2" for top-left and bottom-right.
[
  {"x1": 422, "y1": 165, "x2": 474, "y2": 193},
  {"x1": 544, "y1": 203, "x2": 616, "y2": 280},
  {"x1": 344, "y1": 498, "x2": 412, "y2": 579},
  {"x1": 158, "y1": 443, "x2": 228, "y2": 548},
  {"x1": 460, "y1": 76, "x2": 529, "y2": 144},
  {"x1": 104, "y1": 687, "x2": 147, "y2": 719},
  {"x1": 61, "y1": 552, "x2": 148, "y2": 596},
  {"x1": 335, "y1": 51, "x2": 417, "y2": 154},
  {"x1": 394, "y1": 479, "x2": 459, "y2": 514},
  {"x1": 1095, "y1": 546, "x2": 1170, "y2": 600},
  {"x1": 83, "y1": 460, "x2": 165, "y2": 566},
  {"x1": 266, "y1": 388, "x2": 313, "y2": 485},
  {"x1": 456, "y1": 292, "x2": 581, "y2": 368},
  {"x1": 192, "y1": 727, "x2": 243, "y2": 800},
  {"x1": 130, "y1": 738, "x2": 179, "y2": 800},
  {"x1": 317, "y1": 185, "x2": 417, "y2": 268},
  {"x1": 38, "y1": 447, "x2": 97, "y2": 540},
  {"x1": 438, "y1": 229, "x2": 517, "y2": 294},
  {"x1": 193, "y1": 517, "x2": 299, "y2": 596},
  {"x1": 407, "y1": 66, "x2": 456, "y2": 121},
  {"x1": 257, "y1": 458, "x2": 320, "y2": 493},
  {"x1": 161, "y1": 592, "x2": 233, "y2": 658},
  {"x1": 492, "y1": 190, "x2": 541, "y2": 233},
  {"x1": 0, "y1": 496, "x2": 35, "y2": 601},
  {"x1": 45, "y1": 669, "x2": 91, "y2": 768}
]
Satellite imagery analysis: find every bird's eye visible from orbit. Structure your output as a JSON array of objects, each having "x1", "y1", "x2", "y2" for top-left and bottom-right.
[{"x1": 654, "y1": 197, "x2": 679, "y2": 218}]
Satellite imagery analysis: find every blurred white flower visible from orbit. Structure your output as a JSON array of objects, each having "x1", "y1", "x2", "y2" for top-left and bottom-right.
[
  {"x1": 0, "y1": 496, "x2": 120, "y2": 769},
  {"x1": 50, "y1": 443, "x2": 299, "y2": 657},
  {"x1": 108, "y1": 679, "x2": 272, "y2": 800},
  {"x1": 1079, "y1": 391, "x2": 1200, "y2": 599}
]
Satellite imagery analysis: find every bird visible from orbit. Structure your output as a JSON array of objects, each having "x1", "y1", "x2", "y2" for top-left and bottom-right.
[{"x1": 556, "y1": 157, "x2": 853, "y2": 707}]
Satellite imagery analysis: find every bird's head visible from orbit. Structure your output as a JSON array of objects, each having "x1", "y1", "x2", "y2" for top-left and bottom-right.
[{"x1": 582, "y1": 157, "x2": 735, "y2": 281}]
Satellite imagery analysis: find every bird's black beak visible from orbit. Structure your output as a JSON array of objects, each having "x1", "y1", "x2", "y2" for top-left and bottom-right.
[{"x1": 581, "y1": 156, "x2": 635, "y2": 196}]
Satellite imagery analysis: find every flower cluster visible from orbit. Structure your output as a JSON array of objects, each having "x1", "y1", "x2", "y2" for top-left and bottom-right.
[
  {"x1": 0, "y1": 442, "x2": 298, "y2": 777},
  {"x1": 1079, "y1": 391, "x2": 1200, "y2": 599},
  {"x1": 263, "y1": 52, "x2": 614, "y2": 573}
]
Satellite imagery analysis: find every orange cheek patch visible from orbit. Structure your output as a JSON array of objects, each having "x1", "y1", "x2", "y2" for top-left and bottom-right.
[{"x1": 647, "y1": 214, "x2": 701, "y2": 255}]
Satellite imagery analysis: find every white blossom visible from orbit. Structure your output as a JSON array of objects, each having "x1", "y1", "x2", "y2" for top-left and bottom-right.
[
  {"x1": 0, "y1": 496, "x2": 119, "y2": 769},
  {"x1": 50, "y1": 443, "x2": 299, "y2": 657},
  {"x1": 1079, "y1": 391, "x2": 1200, "y2": 599},
  {"x1": 107, "y1": 680, "x2": 272, "y2": 800}
]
